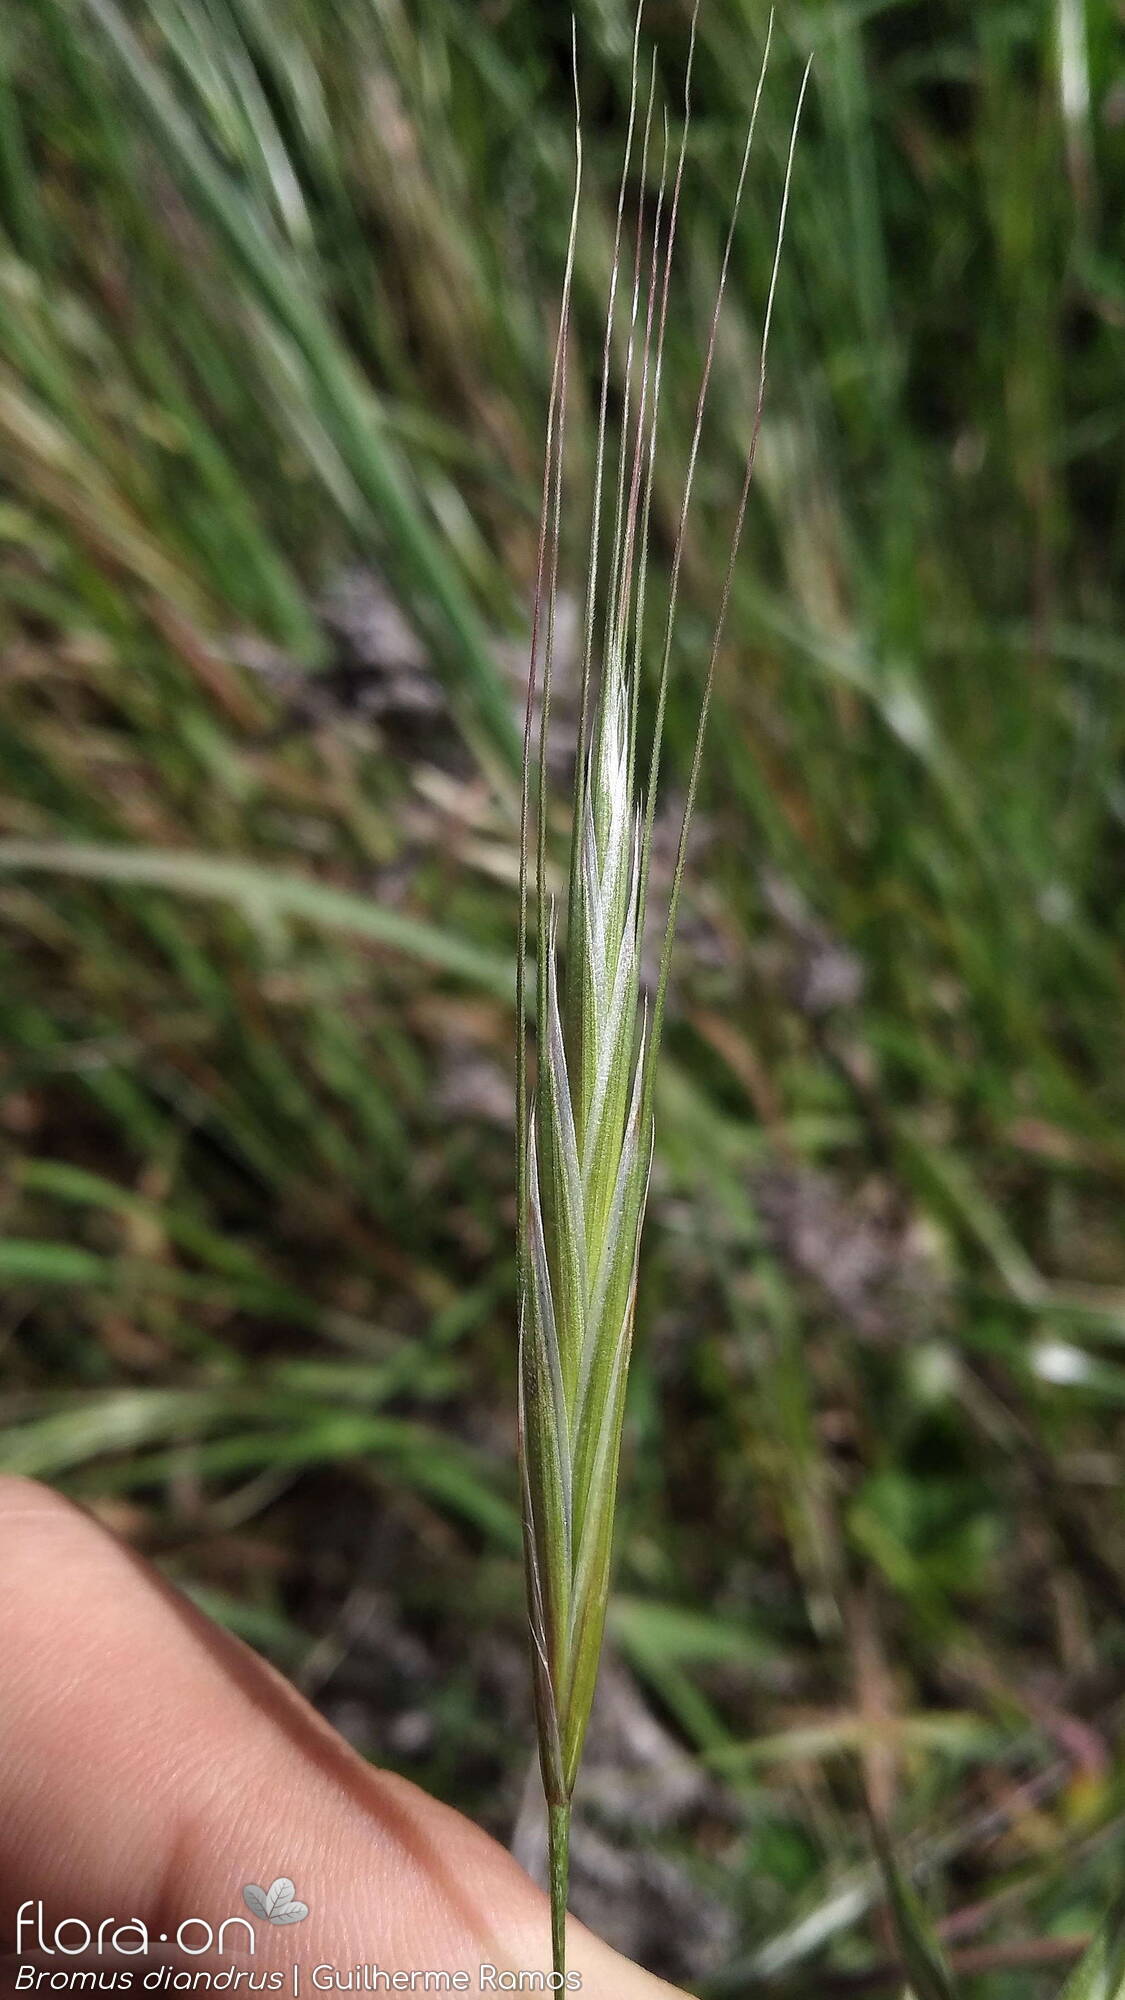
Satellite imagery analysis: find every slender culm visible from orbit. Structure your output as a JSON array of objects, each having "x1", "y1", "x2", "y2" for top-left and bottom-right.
[{"x1": 516, "y1": 8, "x2": 809, "y2": 1972}]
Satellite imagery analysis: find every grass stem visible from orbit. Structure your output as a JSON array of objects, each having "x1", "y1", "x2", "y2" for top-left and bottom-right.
[{"x1": 548, "y1": 1801, "x2": 570, "y2": 1977}]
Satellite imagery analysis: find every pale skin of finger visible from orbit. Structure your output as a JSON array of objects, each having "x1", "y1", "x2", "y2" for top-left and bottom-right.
[{"x1": 0, "y1": 1478, "x2": 683, "y2": 1998}]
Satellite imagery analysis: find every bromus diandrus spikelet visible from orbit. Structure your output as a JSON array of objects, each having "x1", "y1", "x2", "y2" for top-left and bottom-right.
[{"x1": 516, "y1": 9, "x2": 809, "y2": 1972}]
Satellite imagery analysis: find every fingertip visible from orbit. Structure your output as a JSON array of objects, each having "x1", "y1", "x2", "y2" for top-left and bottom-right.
[{"x1": 0, "y1": 1481, "x2": 682, "y2": 1996}]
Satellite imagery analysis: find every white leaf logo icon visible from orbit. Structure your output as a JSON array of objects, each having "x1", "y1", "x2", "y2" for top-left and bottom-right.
[
  {"x1": 265, "y1": 1880, "x2": 295, "y2": 1919},
  {"x1": 272, "y1": 1900, "x2": 309, "y2": 1926},
  {"x1": 243, "y1": 1877, "x2": 309, "y2": 1925}
]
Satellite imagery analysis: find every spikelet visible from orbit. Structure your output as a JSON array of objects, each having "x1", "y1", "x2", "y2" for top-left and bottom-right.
[{"x1": 515, "y1": 8, "x2": 809, "y2": 1972}]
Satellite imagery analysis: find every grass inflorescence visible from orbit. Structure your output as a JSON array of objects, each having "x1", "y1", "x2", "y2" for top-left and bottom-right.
[{"x1": 516, "y1": 12, "x2": 808, "y2": 1967}]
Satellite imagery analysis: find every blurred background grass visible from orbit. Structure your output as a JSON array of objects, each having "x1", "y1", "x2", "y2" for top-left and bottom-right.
[{"x1": 2, "y1": 0, "x2": 1125, "y2": 1991}]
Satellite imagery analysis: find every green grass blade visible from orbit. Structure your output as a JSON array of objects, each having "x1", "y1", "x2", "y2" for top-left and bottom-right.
[
  {"x1": 1055, "y1": 1897, "x2": 1125, "y2": 2000},
  {"x1": 0, "y1": 839, "x2": 513, "y2": 995},
  {"x1": 870, "y1": 1816, "x2": 960, "y2": 2000},
  {"x1": 77, "y1": 0, "x2": 518, "y2": 763}
]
